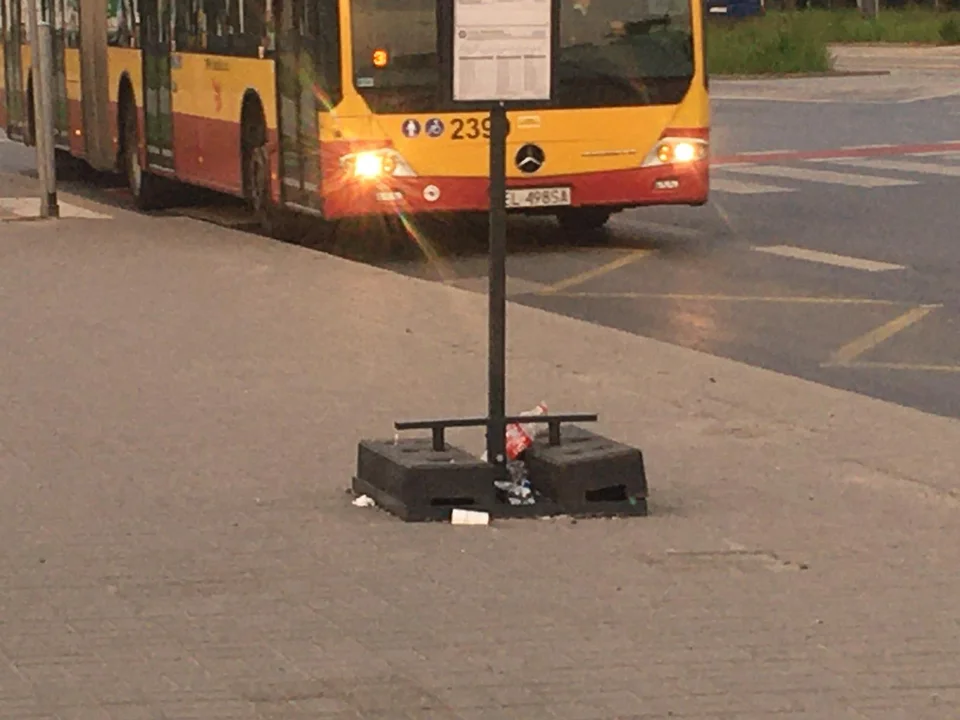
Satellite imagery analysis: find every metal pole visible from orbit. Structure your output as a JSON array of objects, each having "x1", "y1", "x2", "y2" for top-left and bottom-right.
[
  {"x1": 27, "y1": 0, "x2": 59, "y2": 218},
  {"x1": 486, "y1": 101, "x2": 508, "y2": 471},
  {"x1": 36, "y1": 21, "x2": 59, "y2": 217}
]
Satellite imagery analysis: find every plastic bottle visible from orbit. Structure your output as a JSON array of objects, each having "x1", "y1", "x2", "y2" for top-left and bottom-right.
[{"x1": 504, "y1": 402, "x2": 548, "y2": 461}]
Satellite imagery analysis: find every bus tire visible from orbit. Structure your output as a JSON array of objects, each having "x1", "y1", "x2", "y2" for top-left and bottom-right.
[
  {"x1": 25, "y1": 81, "x2": 36, "y2": 147},
  {"x1": 55, "y1": 148, "x2": 88, "y2": 181},
  {"x1": 556, "y1": 207, "x2": 612, "y2": 240},
  {"x1": 240, "y1": 108, "x2": 277, "y2": 235},
  {"x1": 121, "y1": 98, "x2": 163, "y2": 211}
]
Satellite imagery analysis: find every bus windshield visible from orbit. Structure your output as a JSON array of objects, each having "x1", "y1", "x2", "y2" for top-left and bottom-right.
[{"x1": 350, "y1": 0, "x2": 695, "y2": 114}]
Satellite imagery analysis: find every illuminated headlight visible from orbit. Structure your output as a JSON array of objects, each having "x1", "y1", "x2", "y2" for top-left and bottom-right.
[
  {"x1": 642, "y1": 137, "x2": 708, "y2": 167},
  {"x1": 355, "y1": 152, "x2": 383, "y2": 178},
  {"x1": 340, "y1": 149, "x2": 416, "y2": 179}
]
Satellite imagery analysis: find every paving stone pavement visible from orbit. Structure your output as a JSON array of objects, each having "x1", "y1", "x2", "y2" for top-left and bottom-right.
[{"x1": 1, "y1": 186, "x2": 960, "y2": 720}]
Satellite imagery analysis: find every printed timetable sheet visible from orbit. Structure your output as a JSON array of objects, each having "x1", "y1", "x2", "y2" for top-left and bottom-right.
[{"x1": 453, "y1": 0, "x2": 552, "y2": 102}]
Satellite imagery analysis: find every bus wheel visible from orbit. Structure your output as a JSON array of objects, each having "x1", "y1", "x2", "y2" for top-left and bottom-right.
[
  {"x1": 241, "y1": 121, "x2": 277, "y2": 235},
  {"x1": 55, "y1": 149, "x2": 88, "y2": 181},
  {"x1": 556, "y1": 207, "x2": 612, "y2": 240},
  {"x1": 121, "y1": 102, "x2": 163, "y2": 211}
]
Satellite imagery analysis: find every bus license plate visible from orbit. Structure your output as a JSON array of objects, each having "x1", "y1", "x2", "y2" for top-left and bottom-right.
[{"x1": 506, "y1": 187, "x2": 572, "y2": 209}]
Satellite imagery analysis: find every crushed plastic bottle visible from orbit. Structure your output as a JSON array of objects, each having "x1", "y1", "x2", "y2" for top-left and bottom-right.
[{"x1": 505, "y1": 402, "x2": 548, "y2": 461}]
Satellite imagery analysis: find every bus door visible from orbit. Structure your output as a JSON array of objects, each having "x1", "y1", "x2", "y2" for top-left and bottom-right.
[
  {"x1": 276, "y1": 0, "x2": 335, "y2": 209},
  {"x1": 78, "y1": 0, "x2": 113, "y2": 168},
  {"x1": 139, "y1": 0, "x2": 173, "y2": 171},
  {"x1": 48, "y1": 0, "x2": 69, "y2": 147},
  {"x1": 2, "y1": 0, "x2": 26, "y2": 140}
]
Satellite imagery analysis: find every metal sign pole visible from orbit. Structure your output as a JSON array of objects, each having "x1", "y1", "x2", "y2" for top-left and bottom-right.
[
  {"x1": 36, "y1": 21, "x2": 59, "y2": 218},
  {"x1": 26, "y1": 0, "x2": 59, "y2": 218},
  {"x1": 451, "y1": 0, "x2": 552, "y2": 472},
  {"x1": 486, "y1": 101, "x2": 509, "y2": 470}
]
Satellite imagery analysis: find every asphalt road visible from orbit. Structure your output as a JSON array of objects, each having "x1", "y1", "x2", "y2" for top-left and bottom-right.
[{"x1": 3, "y1": 48, "x2": 959, "y2": 419}]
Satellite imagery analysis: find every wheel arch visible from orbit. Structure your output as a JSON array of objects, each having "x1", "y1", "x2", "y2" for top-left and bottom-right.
[
  {"x1": 116, "y1": 71, "x2": 137, "y2": 164},
  {"x1": 25, "y1": 70, "x2": 36, "y2": 146},
  {"x1": 240, "y1": 89, "x2": 267, "y2": 149}
]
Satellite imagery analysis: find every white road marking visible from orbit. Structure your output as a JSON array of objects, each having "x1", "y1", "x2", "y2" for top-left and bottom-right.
[
  {"x1": 813, "y1": 156, "x2": 960, "y2": 177},
  {"x1": 710, "y1": 177, "x2": 794, "y2": 195},
  {"x1": 0, "y1": 197, "x2": 112, "y2": 219},
  {"x1": 907, "y1": 150, "x2": 960, "y2": 160},
  {"x1": 720, "y1": 163, "x2": 917, "y2": 188},
  {"x1": 896, "y1": 89, "x2": 960, "y2": 104},
  {"x1": 753, "y1": 245, "x2": 906, "y2": 272},
  {"x1": 728, "y1": 149, "x2": 796, "y2": 156},
  {"x1": 841, "y1": 144, "x2": 896, "y2": 150}
]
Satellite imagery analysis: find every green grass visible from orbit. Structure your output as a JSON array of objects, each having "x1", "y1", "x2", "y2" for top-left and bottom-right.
[
  {"x1": 706, "y1": 14, "x2": 832, "y2": 75},
  {"x1": 707, "y1": 7, "x2": 960, "y2": 76},
  {"x1": 783, "y1": 7, "x2": 960, "y2": 44}
]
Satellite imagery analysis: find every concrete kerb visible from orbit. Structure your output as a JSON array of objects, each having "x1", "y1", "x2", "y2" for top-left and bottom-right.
[
  {"x1": 0, "y1": 167, "x2": 119, "y2": 221},
  {"x1": 1, "y1": 187, "x2": 957, "y2": 523},
  {"x1": 713, "y1": 69, "x2": 890, "y2": 81}
]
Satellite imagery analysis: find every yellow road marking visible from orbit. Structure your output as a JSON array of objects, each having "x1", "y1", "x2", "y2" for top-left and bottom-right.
[
  {"x1": 537, "y1": 250, "x2": 651, "y2": 295},
  {"x1": 828, "y1": 361, "x2": 960, "y2": 373},
  {"x1": 829, "y1": 305, "x2": 940, "y2": 365},
  {"x1": 546, "y1": 291, "x2": 906, "y2": 305}
]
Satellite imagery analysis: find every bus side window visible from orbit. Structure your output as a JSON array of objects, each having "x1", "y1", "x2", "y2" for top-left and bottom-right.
[
  {"x1": 174, "y1": 0, "x2": 202, "y2": 51},
  {"x1": 314, "y1": 0, "x2": 340, "y2": 101},
  {"x1": 185, "y1": 0, "x2": 263, "y2": 56},
  {"x1": 203, "y1": 0, "x2": 228, "y2": 53},
  {"x1": 231, "y1": 0, "x2": 266, "y2": 56}
]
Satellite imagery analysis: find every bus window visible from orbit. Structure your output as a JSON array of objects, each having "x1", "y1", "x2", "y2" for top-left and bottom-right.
[
  {"x1": 349, "y1": 0, "x2": 438, "y2": 113},
  {"x1": 557, "y1": 0, "x2": 695, "y2": 108}
]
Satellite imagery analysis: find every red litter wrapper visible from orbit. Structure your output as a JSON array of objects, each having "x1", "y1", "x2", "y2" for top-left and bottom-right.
[{"x1": 504, "y1": 402, "x2": 548, "y2": 460}]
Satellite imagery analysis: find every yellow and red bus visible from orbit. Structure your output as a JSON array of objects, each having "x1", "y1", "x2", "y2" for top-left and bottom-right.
[{"x1": 1, "y1": 0, "x2": 709, "y2": 233}]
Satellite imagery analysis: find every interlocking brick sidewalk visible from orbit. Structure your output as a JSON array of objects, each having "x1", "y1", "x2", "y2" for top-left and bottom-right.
[{"x1": 1, "y1": 188, "x2": 959, "y2": 720}]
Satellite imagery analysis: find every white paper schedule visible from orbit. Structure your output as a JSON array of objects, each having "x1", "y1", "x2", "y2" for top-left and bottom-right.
[{"x1": 453, "y1": 0, "x2": 552, "y2": 102}]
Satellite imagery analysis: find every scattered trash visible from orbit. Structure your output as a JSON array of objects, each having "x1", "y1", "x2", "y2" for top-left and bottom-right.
[
  {"x1": 451, "y1": 508, "x2": 490, "y2": 525},
  {"x1": 505, "y1": 402, "x2": 548, "y2": 460},
  {"x1": 352, "y1": 494, "x2": 376, "y2": 508},
  {"x1": 481, "y1": 402, "x2": 548, "y2": 506},
  {"x1": 495, "y1": 459, "x2": 535, "y2": 506}
]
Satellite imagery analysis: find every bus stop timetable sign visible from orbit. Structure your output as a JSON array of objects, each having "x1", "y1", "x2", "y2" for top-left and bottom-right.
[{"x1": 453, "y1": 0, "x2": 552, "y2": 102}]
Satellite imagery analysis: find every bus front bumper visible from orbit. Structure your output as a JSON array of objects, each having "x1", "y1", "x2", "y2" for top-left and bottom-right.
[{"x1": 320, "y1": 162, "x2": 709, "y2": 220}]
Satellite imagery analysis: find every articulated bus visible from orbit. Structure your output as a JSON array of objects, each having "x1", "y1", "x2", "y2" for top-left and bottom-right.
[{"x1": 0, "y1": 0, "x2": 709, "y2": 233}]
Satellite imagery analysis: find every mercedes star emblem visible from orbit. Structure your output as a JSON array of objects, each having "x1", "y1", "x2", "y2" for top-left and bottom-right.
[{"x1": 515, "y1": 144, "x2": 545, "y2": 174}]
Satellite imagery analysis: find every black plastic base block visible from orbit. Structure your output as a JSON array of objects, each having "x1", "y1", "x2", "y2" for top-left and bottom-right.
[
  {"x1": 524, "y1": 425, "x2": 648, "y2": 517},
  {"x1": 355, "y1": 438, "x2": 499, "y2": 521}
]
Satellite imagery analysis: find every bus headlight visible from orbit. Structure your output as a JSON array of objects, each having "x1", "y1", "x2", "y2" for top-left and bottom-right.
[
  {"x1": 642, "y1": 137, "x2": 708, "y2": 167},
  {"x1": 354, "y1": 152, "x2": 383, "y2": 178},
  {"x1": 340, "y1": 148, "x2": 417, "y2": 179}
]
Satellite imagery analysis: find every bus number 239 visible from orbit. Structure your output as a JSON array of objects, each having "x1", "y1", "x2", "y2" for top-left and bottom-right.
[{"x1": 450, "y1": 117, "x2": 492, "y2": 140}]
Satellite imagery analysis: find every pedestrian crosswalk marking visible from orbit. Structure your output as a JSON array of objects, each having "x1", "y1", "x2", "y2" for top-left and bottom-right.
[
  {"x1": 0, "y1": 197, "x2": 112, "y2": 220},
  {"x1": 819, "y1": 156, "x2": 960, "y2": 177},
  {"x1": 907, "y1": 150, "x2": 960, "y2": 160},
  {"x1": 710, "y1": 178, "x2": 794, "y2": 195},
  {"x1": 717, "y1": 163, "x2": 917, "y2": 188},
  {"x1": 753, "y1": 245, "x2": 906, "y2": 272}
]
